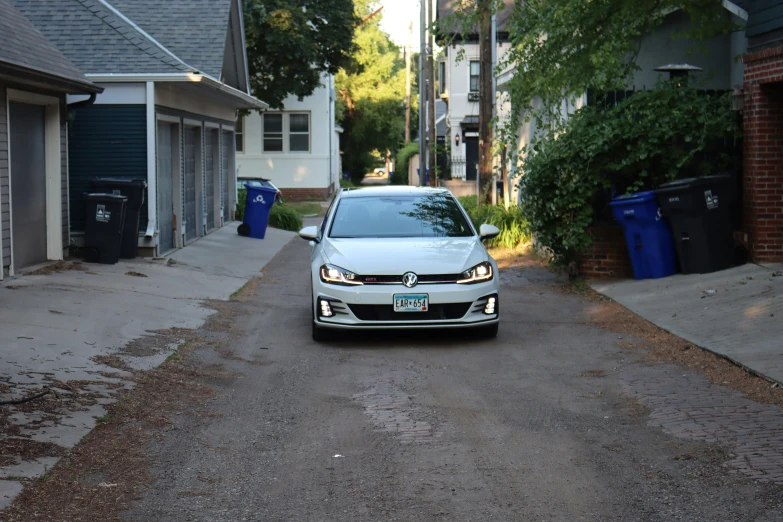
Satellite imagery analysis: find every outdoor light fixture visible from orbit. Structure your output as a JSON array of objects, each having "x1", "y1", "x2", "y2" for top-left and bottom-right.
[
  {"x1": 455, "y1": 134, "x2": 460, "y2": 146},
  {"x1": 732, "y1": 86, "x2": 745, "y2": 112}
]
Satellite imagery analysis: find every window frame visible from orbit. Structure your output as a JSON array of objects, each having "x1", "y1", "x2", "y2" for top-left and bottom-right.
[
  {"x1": 262, "y1": 113, "x2": 284, "y2": 153},
  {"x1": 288, "y1": 112, "x2": 311, "y2": 153},
  {"x1": 235, "y1": 115, "x2": 244, "y2": 152},
  {"x1": 438, "y1": 61, "x2": 447, "y2": 96},
  {"x1": 469, "y1": 60, "x2": 480, "y2": 94}
]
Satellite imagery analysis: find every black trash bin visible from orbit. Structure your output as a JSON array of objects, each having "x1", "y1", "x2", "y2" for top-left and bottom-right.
[
  {"x1": 655, "y1": 174, "x2": 736, "y2": 274},
  {"x1": 83, "y1": 193, "x2": 127, "y2": 264},
  {"x1": 89, "y1": 178, "x2": 147, "y2": 258}
]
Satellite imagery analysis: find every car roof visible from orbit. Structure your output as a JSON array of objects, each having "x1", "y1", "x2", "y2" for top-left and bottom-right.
[{"x1": 340, "y1": 186, "x2": 452, "y2": 199}]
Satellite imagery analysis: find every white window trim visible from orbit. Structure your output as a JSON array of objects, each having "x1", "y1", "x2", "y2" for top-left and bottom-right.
[
  {"x1": 262, "y1": 111, "x2": 312, "y2": 154},
  {"x1": 262, "y1": 112, "x2": 285, "y2": 154},
  {"x1": 234, "y1": 116, "x2": 244, "y2": 153},
  {"x1": 468, "y1": 60, "x2": 480, "y2": 94},
  {"x1": 5, "y1": 89, "x2": 63, "y2": 276},
  {"x1": 438, "y1": 61, "x2": 447, "y2": 96}
]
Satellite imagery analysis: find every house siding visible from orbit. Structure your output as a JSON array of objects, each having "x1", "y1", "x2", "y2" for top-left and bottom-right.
[
  {"x1": 0, "y1": 84, "x2": 8, "y2": 270},
  {"x1": 748, "y1": 0, "x2": 783, "y2": 52},
  {"x1": 68, "y1": 104, "x2": 147, "y2": 232}
]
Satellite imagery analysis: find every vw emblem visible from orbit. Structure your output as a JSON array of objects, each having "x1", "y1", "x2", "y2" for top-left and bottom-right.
[{"x1": 402, "y1": 272, "x2": 418, "y2": 288}]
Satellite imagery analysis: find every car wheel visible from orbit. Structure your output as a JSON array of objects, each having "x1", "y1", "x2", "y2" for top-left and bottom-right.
[
  {"x1": 475, "y1": 323, "x2": 499, "y2": 339},
  {"x1": 311, "y1": 297, "x2": 332, "y2": 342}
]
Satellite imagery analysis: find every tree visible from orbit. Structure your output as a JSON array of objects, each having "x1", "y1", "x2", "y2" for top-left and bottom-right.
[
  {"x1": 502, "y1": 0, "x2": 737, "y2": 122},
  {"x1": 244, "y1": 0, "x2": 358, "y2": 109},
  {"x1": 336, "y1": 0, "x2": 410, "y2": 184}
]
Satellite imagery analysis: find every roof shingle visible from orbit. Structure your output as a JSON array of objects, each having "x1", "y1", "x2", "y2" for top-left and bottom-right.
[{"x1": 0, "y1": 0, "x2": 98, "y2": 90}]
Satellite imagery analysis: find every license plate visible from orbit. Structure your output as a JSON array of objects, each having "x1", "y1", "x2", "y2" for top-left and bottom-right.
[{"x1": 393, "y1": 294, "x2": 429, "y2": 312}]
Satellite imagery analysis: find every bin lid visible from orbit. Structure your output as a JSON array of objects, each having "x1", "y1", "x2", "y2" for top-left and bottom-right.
[
  {"x1": 91, "y1": 178, "x2": 148, "y2": 188},
  {"x1": 610, "y1": 190, "x2": 656, "y2": 207},
  {"x1": 656, "y1": 174, "x2": 732, "y2": 193},
  {"x1": 84, "y1": 192, "x2": 128, "y2": 201},
  {"x1": 245, "y1": 184, "x2": 278, "y2": 194}
]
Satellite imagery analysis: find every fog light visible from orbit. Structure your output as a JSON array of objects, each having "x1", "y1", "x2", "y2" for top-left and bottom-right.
[
  {"x1": 484, "y1": 297, "x2": 497, "y2": 315},
  {"x1": 319, "y1": 299, "x2": 334, "y2": 318}
]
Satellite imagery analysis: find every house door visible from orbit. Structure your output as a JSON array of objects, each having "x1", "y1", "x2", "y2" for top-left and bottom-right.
[
  {"x1": 222, "y1": 131, "x2": 233, "y2": 222},
  {"x1": 9, "y1": 102, "x2": 47, "y2": 270},
  {"x1": 157, "y1": 122, "x2": 175, "y2": 253},
  {"x1": 184, "y1": 127, "x2": 198, "y2": 242},
  {"x1": 205, "y1": 129, "x2": 217, "y2": 231},
  {"x1": 465, "y1": 136, "x2": 479, "y2": 181}
]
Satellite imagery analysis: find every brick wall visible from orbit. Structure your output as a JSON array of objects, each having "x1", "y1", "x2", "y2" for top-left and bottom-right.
[
  {"x1": 743, "y1": 45, "x2": 783, "y2": 263},
  {"x1": 284, "y1": 187, "x2": 332, "y2": 202},
  {"x1": 579, "y1": 222, "x2": 634, "y2": 278}
]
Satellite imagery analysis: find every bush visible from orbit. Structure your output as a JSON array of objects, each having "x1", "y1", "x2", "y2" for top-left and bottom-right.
[
  {"x1": 519, "y1": 84, "x2": 740, "y2": 268},
  {"x1": 235, "y1": 188, "x2": 302, "y2": 232},
  {"x1": 236, "y1": 188, "x2": 247, "y2": 220},
  {"x1": 458, "y1": 196, "x2": 530, "y2": 249},
  {"x1": 268, "y1": 204, "x2": 303, "y2": 232},
  {"x1": 393, "y1": 141, "x2": 419, "y2": 185}
]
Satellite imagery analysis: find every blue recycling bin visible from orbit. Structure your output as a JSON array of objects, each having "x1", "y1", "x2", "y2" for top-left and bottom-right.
[
  {"x1": 610, "y1": 190, "x2": 677, "y2": 280},
  {"x1": 238, "y1": 184, "x2": 277, "y2": 239}
]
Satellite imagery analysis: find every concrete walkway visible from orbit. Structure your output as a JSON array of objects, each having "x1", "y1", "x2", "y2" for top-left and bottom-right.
[
  {"x1": 592, "y1": 263, "x2": 783, "y2": 385},
  {"x1": 0, "y1": 223, "x2": 295, "y2": 507}
]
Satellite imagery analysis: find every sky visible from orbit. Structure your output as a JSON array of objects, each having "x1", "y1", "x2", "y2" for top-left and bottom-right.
[{"x1": 378, "y1": 0, "x2": 424, "y2": 52}]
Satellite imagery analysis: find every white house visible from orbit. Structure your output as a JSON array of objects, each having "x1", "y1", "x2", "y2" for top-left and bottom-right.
[
  {"x1": 436, "y1": 0, "x2": 513, "y2": 191},
  {"x1": 236, "y1": 74, "x2": 341, "y2": 201}
]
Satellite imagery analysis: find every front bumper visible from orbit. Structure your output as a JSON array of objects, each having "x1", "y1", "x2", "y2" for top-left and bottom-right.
[{"x1": 313, "y1": 280, "x2": 499, "y2": 330}]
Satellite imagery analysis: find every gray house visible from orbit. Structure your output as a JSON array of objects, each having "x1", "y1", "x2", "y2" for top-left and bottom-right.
[
  {"x1": 0, "y1": 0, "x2": 102, "y2": 278},
  {"x1": 14, "y1": 0, "x2": 266, "y2": 256}
]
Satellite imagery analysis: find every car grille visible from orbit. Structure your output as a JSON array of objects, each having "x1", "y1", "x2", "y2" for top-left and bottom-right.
[
  {"x1": 347, "y1": 303, "x2": 472, "y2": 321},
  {"x1": 360, "y1": 274, "x2": 462, "y2": 285}
]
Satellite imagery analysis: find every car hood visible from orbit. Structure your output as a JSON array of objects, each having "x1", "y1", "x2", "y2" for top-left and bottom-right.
[{"x1": 322, "y1": 237, "x2": 487, "y2": 275}]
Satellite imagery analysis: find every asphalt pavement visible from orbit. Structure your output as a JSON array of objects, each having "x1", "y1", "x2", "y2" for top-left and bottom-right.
[{"x1": 123, "y1": 240, "x2": 783, "y2": 521}]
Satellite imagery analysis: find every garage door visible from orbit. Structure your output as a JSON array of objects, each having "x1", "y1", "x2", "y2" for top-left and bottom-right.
[
  {"x1": 184, "y1": 127, "x2": 198, "y2": 242},
  {"x1": 157, "y1": 122, "x2": 175, "y2": 254},
  {"x1": 9, "y1": 102, "x2": 47, "y2": 270}
]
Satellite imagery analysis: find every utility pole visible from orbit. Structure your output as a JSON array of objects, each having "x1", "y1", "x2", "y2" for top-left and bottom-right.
[
  {"x1": 418, "y1": 0, "x2": 427, "y2": 186},
  {"x1": 405, "y1": 21, "x2": 412, "y2": 144},
  {"x1": 477, "y1": 0, "x2": 493, "y2": 204},
  {"x1": 490, "y1": 10, "x2": 498, "y2": 205},
  {"x1": 427, "y1": 0, "x2": 436, "y2": 187}
]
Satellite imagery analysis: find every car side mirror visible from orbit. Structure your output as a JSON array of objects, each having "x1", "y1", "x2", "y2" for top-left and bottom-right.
[
  {"x1": 479, "y1": 224, "x2": 500, "y2": 241},
  {"x1": 299, "y1": 226, "x2": 319, "y2": 243}
]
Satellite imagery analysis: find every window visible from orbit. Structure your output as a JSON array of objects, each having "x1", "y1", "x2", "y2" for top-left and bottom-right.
[
  {"x1": 235, "y1": 116, "x2": 244, "y2": 152},
  {"x1": 438, "y1": 61, "x2": 446, "y2": 95},
  {"x1": 289, "y1": 113, "x2": 310, "y2": 152},
  {"x1": 263, "y1": 113, "x2": 283, "y2": 152},
  {"x1": 469, "y1": 60, "x2": 480, "y2": 93}
]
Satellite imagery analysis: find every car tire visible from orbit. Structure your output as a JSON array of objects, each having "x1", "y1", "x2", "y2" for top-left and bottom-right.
[{"x1": 475, "y1": 323, "x2": 499, "y2": 339}]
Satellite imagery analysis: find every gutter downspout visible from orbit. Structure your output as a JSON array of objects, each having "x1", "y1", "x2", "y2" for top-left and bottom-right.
[
  {"x1": 144, "y1": 82, "x2": 157, "y2": 241},
  {"x1": 329, "y1": 75, "x2": 334, "y2": 193},
  {"x1": 66, "y1": 93, "x2": 97, "y2": 121}
]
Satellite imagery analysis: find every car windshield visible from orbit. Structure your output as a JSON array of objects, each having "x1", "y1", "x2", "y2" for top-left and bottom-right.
[{"x1": 329, "y1": 195, "x2": 474, "y2": 238}]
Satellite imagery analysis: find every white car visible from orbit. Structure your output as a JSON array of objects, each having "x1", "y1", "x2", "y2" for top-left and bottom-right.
[{"x1": 299, "y1": 186, "x2": 501, "y2": 342}]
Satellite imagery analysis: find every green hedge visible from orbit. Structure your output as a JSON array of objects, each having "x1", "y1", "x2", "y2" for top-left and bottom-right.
[
  {"x1": 393, "y1": 141, "x2": 419, "y2": 185},
  {"x1": 458, "y1": 196, "x2": 530, "y2": 249}
]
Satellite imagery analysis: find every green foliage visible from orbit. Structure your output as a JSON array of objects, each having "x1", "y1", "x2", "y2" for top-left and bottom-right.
[
  {"x1": 393, "y1": 141, "x2": 419, "y2": 185},
  {"x1": 269, "y1": 204, "x2": 304, "y2": 232},
  {"x1": 236, "y1": 188, "x2": 247, "y2": 221},
  {"x1": 337, "y1": 0, "x2": 411, "y2": 185},
  {"x1": 501, "y1": 0, "x2": 737, "y2": 122},
  {"x1": 244, "y1": 0, "x2": 357, "y2": 109},
  {"x1": 457, "y1": 196, "x2": 530, "y2": 250},
  {"x1": 340, "y1": 178, "x2": 357, "y2": 189},
  {"x1": 518, "y1": 85, "x2": 740, "y2": 267}
]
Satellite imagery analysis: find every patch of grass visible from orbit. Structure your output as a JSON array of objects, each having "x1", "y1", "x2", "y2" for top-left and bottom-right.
[
  {"x1": 286, "y1": 202, "x2": 323, "y2": 217},
  {"x1": 458, "y1": 196, "x2": 530, "y2": 250},
  {"x1": 95, "y1": 413, "x2": 113, "y2": 424},
  {"x1": 165, "y1": 352, "x2": 180, "y2": 363}
]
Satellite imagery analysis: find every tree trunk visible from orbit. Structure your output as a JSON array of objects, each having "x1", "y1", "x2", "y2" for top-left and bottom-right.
[
  {"x1": 478, "y1": 0, "x2": 493, "y2": 204},
  {"x1": 427, "y1": 0, "x2": 437, "y2": 186}
]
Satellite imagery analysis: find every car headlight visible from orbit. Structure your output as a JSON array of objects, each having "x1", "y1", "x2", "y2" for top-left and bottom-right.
[
  {"x1": 457, "y1": 261, "x2": 493, "y2": 284},
  {"x1": 319, "y1": 264, "x2": 363, "y2": 286}
]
